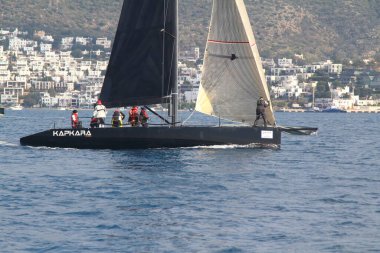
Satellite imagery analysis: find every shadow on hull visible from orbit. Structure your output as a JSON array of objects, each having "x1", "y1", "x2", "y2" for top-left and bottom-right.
[{"x1": 20, "y1": 126, "x2": 281, "y2": 149}]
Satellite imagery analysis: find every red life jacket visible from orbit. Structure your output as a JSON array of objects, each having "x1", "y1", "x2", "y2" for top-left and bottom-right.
[
  {"x1": 129, "y1": 107, "x2": 138, "y2": 118},
  {"x1": 71, "y1": 113, "x2": 79, "y2": 128},
  {"x1": 71, "y1": 113, "x2": 79, "y2": 123},
  {"x1": 140, "y1": 109, "x2": 149, "y2": 119}
]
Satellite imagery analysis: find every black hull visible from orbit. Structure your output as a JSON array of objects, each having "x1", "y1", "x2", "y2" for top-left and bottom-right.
[
  {"x1": 0, "y1": 107, "x2": 4, "y2": 115},
  {"x1": 20, "y1": 126, "x2": 281, "y2": 149}
]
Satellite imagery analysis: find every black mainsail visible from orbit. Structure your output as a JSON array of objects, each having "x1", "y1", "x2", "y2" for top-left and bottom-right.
[{"x1": 100, "y1": 0, "x2": 177, "y2": 108}]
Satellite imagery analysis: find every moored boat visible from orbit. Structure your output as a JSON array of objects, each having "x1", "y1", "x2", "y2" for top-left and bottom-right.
[
  {"x1": 322, "y1": 108, "x2": 347, "y2": 113},
  {"x1": 9, "y1": 105, "x2": 23, "y2": 110}
]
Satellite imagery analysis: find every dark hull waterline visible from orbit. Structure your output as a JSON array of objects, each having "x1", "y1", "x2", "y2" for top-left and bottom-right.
[{"x1": 20, "y1": 126, "x2": 281, "y2": 149}]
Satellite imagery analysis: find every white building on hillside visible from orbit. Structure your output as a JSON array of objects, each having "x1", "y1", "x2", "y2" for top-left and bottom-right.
[
  {"x1": 327, "y1": 64, "x2": 343, "y2": 75},
  {"x1": 75, "y1": 37, "x2": 92, "y2": 46},
  {"x1": 40, "y1": 43, "x2": 52, "y2": 53},
  {"x1": 278, "y1": 58, "x2": 293, "y2": 68},
  {"x1": 96, "y1": 38, "x2": 111, "y2": 49},
  {"x1": 61, "y1": 37, "x2": 74, "y2": 50}
]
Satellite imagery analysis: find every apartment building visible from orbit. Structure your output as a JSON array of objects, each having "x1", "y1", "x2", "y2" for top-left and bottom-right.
[{"x1": 95, "y1": 37, "x2": 111, "y2": 49}]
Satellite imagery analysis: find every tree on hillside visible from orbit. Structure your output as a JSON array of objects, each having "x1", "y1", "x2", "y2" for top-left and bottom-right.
[
  {"x1": 332, "y1": 80, "x2": 344, "y2": 88},
  {"x1": 0, "y1": 38, "x2": 9, "y2": 49},
  {"x1": 352, "y1": 59, "x2": 366, "y2": 68},
  {"x1": 22, "y1": 92, "x2": 41, "y2": 107},
  {"x1": 315, "y1": 81, "x2": 331, "y2": 98},
  {"x1": 374, "y1": 52, "x2": 380, "y2": 63},
  {"x1": 71, "y1": 48, "x2": 82, "y2": 58},
  {"x1": 48, "y1": 88, "x2": 56, "y2": 97},
  {"x1": 310, "y1": 70, "x2": 330, "y2": 82}
]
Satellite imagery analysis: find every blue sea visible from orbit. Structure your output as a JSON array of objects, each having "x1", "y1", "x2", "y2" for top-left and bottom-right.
[{"x1": 0, "y1": 109, "x2": 379, "y2": 253}]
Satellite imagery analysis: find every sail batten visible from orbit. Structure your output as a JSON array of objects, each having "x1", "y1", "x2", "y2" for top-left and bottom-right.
[
  {"x1": 100, "y1": 0, "x2": 177, "y2": 108},
  {"x1": 196, "y1": 0, "x2": 275, "y2": 125}
]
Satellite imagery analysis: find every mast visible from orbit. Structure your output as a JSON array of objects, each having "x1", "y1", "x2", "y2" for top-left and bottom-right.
[{"x1": 171, "y1": 0, "x2": 178, "y2": 126}]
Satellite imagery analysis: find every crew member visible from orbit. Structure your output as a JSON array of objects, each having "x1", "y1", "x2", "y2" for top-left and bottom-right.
[
  {"x1": 128, "y1": 106, "x2": 139, "y2": 127},
  {"x1": 253, "y1": 97, "x2": 268, "y2": 127},
  {"x1": 71, "y1": 110, "x2": 80, "y2": 129},
  {"x1": 139, "y1": 107, "x2": 149, "y2": 127},
  {"x1": 93, "y1": 99, "x2": 107, "y2": 127},
  {"x1": 111, "y1": 108, "x2": 125, "y2": 127},
  {"x1": 90, "y1": 117, "x2": 99, "y2": 128}
]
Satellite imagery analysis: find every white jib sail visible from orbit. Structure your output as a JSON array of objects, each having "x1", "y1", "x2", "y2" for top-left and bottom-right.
[{"x1": 195, "y1": 0, "x2": 275, "y2": 125}]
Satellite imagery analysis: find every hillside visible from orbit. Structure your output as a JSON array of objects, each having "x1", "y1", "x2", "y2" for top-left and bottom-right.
[{"x1": 0, "y1": 0, "x2": 379, "y2": 61}]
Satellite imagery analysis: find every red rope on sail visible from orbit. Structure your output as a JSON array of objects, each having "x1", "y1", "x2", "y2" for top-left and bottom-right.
[{"x1": 208, "y1": 40, "x2": 256, "y2": 47}]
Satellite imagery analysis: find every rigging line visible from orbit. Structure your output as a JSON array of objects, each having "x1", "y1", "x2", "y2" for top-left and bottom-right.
[
  {"x1": 144, "y1": 105, "x2": 171, "y2": 125},
  {"x1": 161, "y1": 0, "x2": 176, "y2": 99},
  {"x1": 165, "y1": 1, "x2": 176, "y2": 97},
  {"x1": 161, "y1": 0, "x2": 168, "y2": 97},
  {"x1": 167, "y1": 36, "x2": 175, "y2": 93},
  {"x1": 181, "y1": 109, "x2": 196, "y2": 125}
]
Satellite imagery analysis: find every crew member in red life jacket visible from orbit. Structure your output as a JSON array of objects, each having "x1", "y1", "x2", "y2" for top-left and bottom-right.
[
  {"x1": 139, "y1": 107, "x2": 149, "y2": 127},
  {"x1": 71, "y1": 110, "x2": 80, "y2": 129},
  {"x1": 111, "y1": 108, "x2": 125, "y2": 127},
  {"x1": 128, "y1": 106, "x2": 139, "y2": 127}
]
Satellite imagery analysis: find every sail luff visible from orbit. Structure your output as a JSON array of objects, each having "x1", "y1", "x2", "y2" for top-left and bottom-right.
[
  {"x1": 195, "y1": 0, "x2": 276, "y2": 125},
  {"x1": 194, "y1": 0, "x2": 217, "y2": 116}
]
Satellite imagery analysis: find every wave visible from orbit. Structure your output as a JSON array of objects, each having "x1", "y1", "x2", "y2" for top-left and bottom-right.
[
  {"x1": 180, "y1": 143, "x2": 280, "y2": 150},
  {"x1": 1, "y1": 116, "x2": 66, "y2": 120},
  {"x1": 0, "y1": 140, "x2": 18, "y2": 147}
]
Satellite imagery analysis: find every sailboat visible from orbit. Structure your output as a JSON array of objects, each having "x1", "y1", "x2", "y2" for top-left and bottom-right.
[
  {"x1": 20, "y1": 0, "x2": 316, "y2": 149},
  {"x1": 9, "y1": 104, "x2": 23, "y2": 110}
]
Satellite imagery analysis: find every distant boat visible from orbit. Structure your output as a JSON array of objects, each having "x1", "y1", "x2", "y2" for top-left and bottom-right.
[
  {"x1": 305, "y1": 107, "x2": 321, "y2": 113},
  {"x1": 0, "y1": 107, "x2": 4, "y2": 115},
  {"x1": 9, "y1": 105, "x2": 23, "y2": 110},
  {"x1": 322, "y1": 108, "x2": 347, "y2": 113}
]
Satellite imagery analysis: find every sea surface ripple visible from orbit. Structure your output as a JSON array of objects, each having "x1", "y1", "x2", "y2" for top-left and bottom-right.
[{"x1": 0, "y1": 110, "x2": 379, "y2": 252}]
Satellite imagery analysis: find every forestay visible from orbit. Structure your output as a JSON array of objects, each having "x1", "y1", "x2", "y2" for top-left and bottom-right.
[{"x1": 195, "y1": 0, "x2": 275, "y2": 125}]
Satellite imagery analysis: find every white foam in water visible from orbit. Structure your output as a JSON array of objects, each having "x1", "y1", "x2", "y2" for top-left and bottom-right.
[
  {"x1": 0, "y1": 140, "x2": 18, "y2": 147},
  {"x1": 181, "y1": 143, "x2": 280, "y2": 150}
]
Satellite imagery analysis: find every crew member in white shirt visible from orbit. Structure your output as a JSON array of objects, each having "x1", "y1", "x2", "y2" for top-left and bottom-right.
[{"x1": 93, "y1": 99, "x2": 107, "y2": 127}]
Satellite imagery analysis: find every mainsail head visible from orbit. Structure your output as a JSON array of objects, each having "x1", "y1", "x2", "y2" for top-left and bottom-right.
[
  {"x1": 100, "y1": 0, "x2": 177, "y2": 108},
  {"x1": 195, "y1": 0, "x2": 276, "y2": 125}
]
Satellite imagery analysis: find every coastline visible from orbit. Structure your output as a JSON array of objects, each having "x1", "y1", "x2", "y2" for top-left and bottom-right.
[{"x1": 277, "y1": 107, "x2": 380, "y2": 113}]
